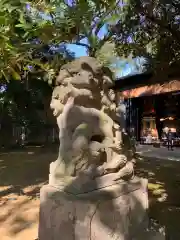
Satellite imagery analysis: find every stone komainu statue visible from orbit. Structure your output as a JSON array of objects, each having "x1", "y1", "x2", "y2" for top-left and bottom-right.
[
  {"x1": 38, "y1": 57, "x2": 149, "y2": 240},
  {"x1": 49, "y1": 56, "x2": 135, "y2": 184}
]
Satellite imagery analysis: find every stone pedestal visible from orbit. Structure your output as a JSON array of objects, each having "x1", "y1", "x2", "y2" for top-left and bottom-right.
[{"x1": 38, "y1": 177, "x2": 148, "y2": 240}]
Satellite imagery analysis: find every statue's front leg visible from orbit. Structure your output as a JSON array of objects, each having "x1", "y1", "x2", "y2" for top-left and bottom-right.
[
  {"x1": 50, "y1": 127, "x2": 73, "y2": 180},
  {"x1": 51, "y1": 97, "x2": 76, "y2": 176}
]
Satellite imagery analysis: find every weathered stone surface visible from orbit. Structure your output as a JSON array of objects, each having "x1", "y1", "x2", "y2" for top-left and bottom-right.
[
  {"x1": 49, "y1": 56, "x2": 136, "y2": 184},
  {"x1": 39, "y1": 178, "x2": 148, "y2": 240},
  {"x1": 39, "y1": 56, "x2": 149, "y2": 240}
]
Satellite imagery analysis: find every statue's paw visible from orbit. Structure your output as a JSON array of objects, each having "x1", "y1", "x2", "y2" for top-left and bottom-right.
[
  {"x1": 104, "y1": 154, "x2": 127, "y2": 174},
  {"x1": 113, "y1": 162, "x2": 134, "y2": 181},
  {"x1": 49, "y1": 161, "x2": 59, "y2": 173},
  {"x1": 49, "y1": 160, "x2": 66, "y2": 176}
]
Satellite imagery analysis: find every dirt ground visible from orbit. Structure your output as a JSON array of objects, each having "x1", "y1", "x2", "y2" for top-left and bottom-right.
[
  {"x1": 1, "y1": 146, "x2": 180, "y2": 239},
  {"x1": 136, "y1": 155, "x2": 180, "y2": 239},
  {"x1": 0, "y1": 146, "x2": 57, "y2": 240}
]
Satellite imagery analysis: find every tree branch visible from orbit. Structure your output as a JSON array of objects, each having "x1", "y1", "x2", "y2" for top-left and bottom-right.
[
  {"x1": 135, "y1": 5, "x2": 180, "y2": 44},
  {"x1": 72, "y1": 41, "x2": 90, "y2": 49},
  {"x1": 50, "y1": 13, "x2": 55, "y2": 24},
  {"x1": 145, "y1": 14, "x2": 180, "y2": 43},
  {"x1": 98, "y1": 33, "x2": 113, "y2": 49},
  {"x1": 92, "y1": 0, "x2": 122, "y2": 36}
]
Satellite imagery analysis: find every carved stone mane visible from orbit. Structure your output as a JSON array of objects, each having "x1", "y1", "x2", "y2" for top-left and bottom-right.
[{"x1": 49, "y1": 56, "x2": 135, "y2": 185}]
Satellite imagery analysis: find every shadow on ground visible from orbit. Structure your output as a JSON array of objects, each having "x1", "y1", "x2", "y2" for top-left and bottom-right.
[
  {"x1": 0, "y1": 145, "x2": 58, "y2": 240},
  {"x1": 136, "y1": 155, "x2": 180, "y2": 239},
  {"x1": 0, "y1": 145, "x2": 58, "y2": 198},
  {"x1": 1, "y1": 145, "x2": 180, "y2": 239}
]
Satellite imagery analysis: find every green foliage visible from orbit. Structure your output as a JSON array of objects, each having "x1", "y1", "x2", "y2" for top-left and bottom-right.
[
  {"x1": 0, "y1": 0, "x2": 121, "y2": 135},
  {"x1": 0, "y1": 0, "x2": 73, "y2": 82},
  {"x1": 1, "y1": 0, "x2": 132, "y2": 144},
  {"x1": 0, "y1": 0, "x2": 131, "y2": 82},
  {"x1": 0, "y1": 79, "x2": 52, "y2": 131},
  {"x1": 3, "y1": 0, "x2": 180, "y2": 80},
  {"x1": 95, "y1": 41, "x2": 132, "y2": 76},
  {"x1": 112, "y1": 0, "x2": 180, "y2": 77}
]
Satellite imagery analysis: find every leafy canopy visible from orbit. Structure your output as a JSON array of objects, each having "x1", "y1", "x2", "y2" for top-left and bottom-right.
[
  {"x1": 0, "y1": 0, "x2": 133, "y2": 81},
  {"x1": 112, "y1": 0, "x2": 180, "y2": 77},
  {"x1": 3, "y1": 0, "x2": 179, "y2": 80}
]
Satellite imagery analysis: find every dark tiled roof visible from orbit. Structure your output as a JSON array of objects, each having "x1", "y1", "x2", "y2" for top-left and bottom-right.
[
  {"x1": 113, "y1": 71, "x2": 153, "y2": 90},
  {"x1": 120, "y1": 79, "x2": 180, "y2": 98}
]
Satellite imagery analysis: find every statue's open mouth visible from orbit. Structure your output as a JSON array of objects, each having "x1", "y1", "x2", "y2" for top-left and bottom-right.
[
  {"x1": 52, "y1": 109, "x2": 59, "y2": 116},
  {"x1": 52, "y1": 106, "x2": 64, "y2": 117},
  {"x1": 50, "y1": 105, "x2": 62, "y2": 117},
  {"x1": 50, "y1": 98, "x2": 65, "y2": 117},
  {"x1": 53, "y1": 97, "x2": 75, "y2": 118}
]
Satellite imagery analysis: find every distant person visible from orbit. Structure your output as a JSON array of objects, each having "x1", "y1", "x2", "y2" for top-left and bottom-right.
[
  {"x1": 21, "y1": 132, "x2": 26, "y2": 147},
  {"x1": 166, "y1": 129, "x2": 174, "y2": 151},
  {"x1": 146, "y1": 133, "x2": 152, "y2": 144}
]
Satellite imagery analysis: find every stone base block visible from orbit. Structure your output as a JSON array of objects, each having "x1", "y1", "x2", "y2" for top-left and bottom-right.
[{"x1": 38, "y1": 177, "x2": 148, "y2": 240}]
